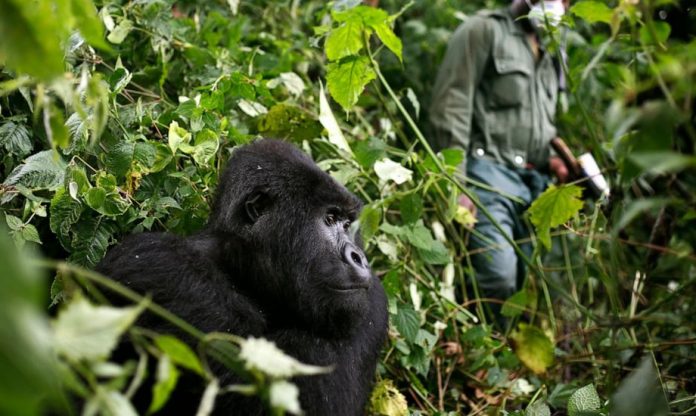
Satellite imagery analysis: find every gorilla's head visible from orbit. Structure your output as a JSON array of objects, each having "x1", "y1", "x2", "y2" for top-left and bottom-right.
[{"x1": 210, "y1": 140, "x2": 375, "y2": 335}]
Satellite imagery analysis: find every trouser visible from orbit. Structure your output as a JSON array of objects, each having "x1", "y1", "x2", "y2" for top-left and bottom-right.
[{"x1": 465, "y1": 157, "x2": 549, "y2": 314}]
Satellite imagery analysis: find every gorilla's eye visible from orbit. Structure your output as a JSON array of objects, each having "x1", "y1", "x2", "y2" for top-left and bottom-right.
[
  {"x1": 343, "y1": 220, "x2": 351, "y2": 231},
  {"x1": 325, "y1": 212, "x2": 337, "y2": 226}
]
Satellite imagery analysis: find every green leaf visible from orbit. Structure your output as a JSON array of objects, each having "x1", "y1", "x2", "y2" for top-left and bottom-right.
[
  {"x1": 353, "y1": 137, "x2": 387, "y2": 169},
  {"x1": 417, "y1": 241, "x2": 450, "y2": 265},
  {"x1": 5, "y1": 214, "x2": 23, "y2": 231},
  {"x1": 149, "y1": 355, "x2": 180, "y2": 414},
  {"x1": 0, "y1": 0, "x2": 66, "y2": 80},
  {"x1": 47, "y1": 105, "x2": 70, "y2": 149},
  {"x1": 400, "y1": 193, "x2": 423, "y2": 224},
  {"x1": 393, "y1": 304, "x2": 420, "y2": 343},
  {"x1": 151, "y1": 142, "x2": 174, "y2": 173},
  {"x1": 326, "y1": 56, "x2": 376, "y2": 111},
  {"x1": 53, "y1": 297, "x2": 142, "y2": 362},
  {"x1": 168, "y1": 121, "x2": 191, "y2": 154},
  {"x1": 368, "y1": 379, "x2": 408, "y2": 416},
  {"x1": 70, "y1": 0, "x2": 108, "y2": 49},
  {"x1": 568, "y1": 384, "x2": 601, "y2": 416},
  {"x1": 510, "y1": 323, "x2": 554, "y2": 374},
  {"x1": 325, "y1": 17, "x2": 364, "y2": 61},
  {"x1": 528, "y1": 184, "x2": 584, "y2": 249},
  {"x1": 639, "y1": 21, "x2": 671, "y2": 46},
  {"x1": 107, "y1": 18, "x2": 133, "y2": 44},
  {"x1": 3, "y1": 150, "x2": 66, "y2": 190},
  {"x1": 105, "y1": 142, "x2": 136, "y2": 178},
  {"x1": 526, "y1": 400, "x2": 551, "y2": 416},
  {"x1": 501, "y1": 289, "x2": 530, "y2": 318},
  {"x1": 84, "y1": 187, "x2": 107, "y2": 210},
  {"x1": 570, "y1": 1, "x2": 614, "y2": 24},
  {"x1": 372, "y1": 22, "x2": 402, "y2": 62},
  {"x1": 359, "y1": 202, "x2": 382, "y2": 241},
  {"x1": 630, "y1": 151, "x2": 696, "y2": 175},
  {"x1": 69, "y1": 216, "x2": 115, "y2": 267},
  {"x1": 154, "y1": 335, "x2": 204, "y2": 376},
  {"x1": 190, "y1": 129, "x2": 219, "y2": 165},
  {"x1": 49, "y1": 188, "x2": 83, "y2": 249},
  {"x1": 0, "y1": 224, "x2": 61, "y2": 416},
  {"x1": 20, "y1": 223, "x2": 41, "y2": 244},
  {"x1": 0, "y1": 120, "x2": 32, "y2": 156}
]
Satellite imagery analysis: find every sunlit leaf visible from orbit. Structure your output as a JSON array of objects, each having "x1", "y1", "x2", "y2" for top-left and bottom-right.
[
  {"x1": 326, "y1": 56, "x2": 376, "y2": 111},
  {"x1": 149, "y1": 355, "x2": 180, "y2": 414},
  {"x1": 510, "y1": 323, "x2": 554, "y2": 374},
  {"x1": 318, "y1": 82, "x2": 353, "y2": 154},
  {"x1": 269, "y1": 380, "x2": 302, "y2": 415},
  {"x1": 368, "y1": 379, "x2": 408, "y2": 416},
  {"x1": 155, "y1": 335, "x2": 204, "y2": 376},
  {"x1": 528, "y1": 184, "x2": 584, "y2": 249},
  {"x1": 239, "y1": 337, "x2": 330, "y2": 378},
  {"x1": 325, "y1": 17, "x2": 364, "y2": 61},
  {"x1": 374, "y1": 158, "x2": 412, "y2": 185},
  {"x1": 570, "y1": 1, "x2": 613, "y2": 24},
  {"x1": 53, "y1": 297, "x2": 142, "y2": 362}
]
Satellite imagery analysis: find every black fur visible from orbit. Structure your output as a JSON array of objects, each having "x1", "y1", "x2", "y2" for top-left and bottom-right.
[{"x1": 97, "y1": 139, "x2": 388, "y2": 415}]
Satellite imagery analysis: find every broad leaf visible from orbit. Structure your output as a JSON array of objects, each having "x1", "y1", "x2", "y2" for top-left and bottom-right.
[
  {"x1": 155, "y1": 335, "x2": 204, "y2": 376},
  {"x1": 510, "y1": 323, "x2": 554, "y2": 374},
  {"x1": 4, "y1": 150, "x2": 66, "y2": 190},
  {"x1": 69, "y1": 216, "x2": 115, "y2": 267},
  {"x1": 374, "y1": 158, "x2": 412, "y2": 185},
  {"x1": 0, "y1": 120, "x2": 32, "y2": 156},
  {"x1": 70, "y1": 0, "x2": 108, "y2": 49},
  {"x1": 568, "y1": 384, "x2": 601, "y2": 416},
  {"x1": 368, "y1": 379, "x2": 408, "y2": 416},
  {"x1": 393, "y1": 304, "x2": 420, "y2": 343},
  {"x1": 325, "y1": 17, "x2": 364, "y2": 61},
  {"x1": 326, "y1": 56, "x2": 376, "y2": 111},
  {"x1": 528, "y1": 184, "x2": 583, "y2": 249},
  {"x1": 0, "y1": 0, "x2": 65, "y2": 80},
  {"x1": 239, "y1": 337, "x2": 330, "y2": 378},
  {"x1": 570, "y1": 1, "x2": 614, "y2": 24},
  {"x1": 53, "y1": 297, "x2": 142, "y2": 362}
]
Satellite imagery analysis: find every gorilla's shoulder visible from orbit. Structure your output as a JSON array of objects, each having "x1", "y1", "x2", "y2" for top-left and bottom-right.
[{"x1": 96, "y1": 232, "x2": 216, "y2": 286}]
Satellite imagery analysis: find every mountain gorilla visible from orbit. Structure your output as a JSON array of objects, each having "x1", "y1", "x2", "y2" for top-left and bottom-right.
[{"x1": 97, "y1": 139, "x2": 388, "y2": 415}]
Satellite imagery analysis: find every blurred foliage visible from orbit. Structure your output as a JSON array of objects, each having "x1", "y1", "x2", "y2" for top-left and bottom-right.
[{"x1": 1, "y1": 0, "x2": 695, "y2": 414}]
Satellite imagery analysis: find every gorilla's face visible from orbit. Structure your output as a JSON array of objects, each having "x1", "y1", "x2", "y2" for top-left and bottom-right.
[{"x1": 215, "y1": 140, "x2": 375, "y2": 333}]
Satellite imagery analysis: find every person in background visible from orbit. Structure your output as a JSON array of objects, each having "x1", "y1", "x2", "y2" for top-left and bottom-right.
[{"x1": 428, "y1": 0, "x2": 570, "y2": 321}]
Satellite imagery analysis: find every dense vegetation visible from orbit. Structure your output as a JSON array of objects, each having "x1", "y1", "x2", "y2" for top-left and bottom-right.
[{"x1": 1, "y1": 0, "x2": 694, "y2": 415}]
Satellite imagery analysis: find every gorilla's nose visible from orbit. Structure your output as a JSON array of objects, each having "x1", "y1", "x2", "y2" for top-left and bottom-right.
[{"x1": 342, "y1": 243, "x2": 371, "y2": 283}]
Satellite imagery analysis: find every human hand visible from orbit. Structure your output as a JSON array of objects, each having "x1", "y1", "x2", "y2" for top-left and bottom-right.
[{"x1": 549, "y1": 156, "x2": 569, "y2": 183}]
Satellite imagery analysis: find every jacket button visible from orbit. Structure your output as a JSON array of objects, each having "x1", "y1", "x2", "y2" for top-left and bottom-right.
[
  {"x1": 475, "y1": 148, "x2": 485, "y2": 157},
  {"x1": 514, "y1": 155, "x2": 524, "y2": 165}
]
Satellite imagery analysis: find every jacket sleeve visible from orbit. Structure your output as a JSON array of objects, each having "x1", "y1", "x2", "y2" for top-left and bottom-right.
[{"x1": 429, "y1": 16, "x2": 495, "y2": 175}]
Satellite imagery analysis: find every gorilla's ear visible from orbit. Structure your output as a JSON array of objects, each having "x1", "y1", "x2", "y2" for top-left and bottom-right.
[{"x1": 244, "y1": 191, "x2": 271, "y2": 223}]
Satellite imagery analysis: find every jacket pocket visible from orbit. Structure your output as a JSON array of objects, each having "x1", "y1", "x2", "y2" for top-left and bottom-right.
[{"x1": 487, "y1": 56, "x2": 531, "y2": 108}]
